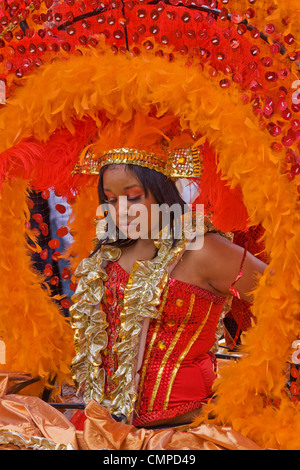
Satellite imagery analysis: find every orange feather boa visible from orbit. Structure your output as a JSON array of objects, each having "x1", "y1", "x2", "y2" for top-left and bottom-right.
[{"x1": 0, "y1": 178, "x2": 74, "y2": 394}]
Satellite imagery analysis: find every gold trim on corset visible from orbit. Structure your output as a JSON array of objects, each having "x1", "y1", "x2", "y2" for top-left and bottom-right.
[
  {"x1": 148, "y1": 294, "x2": 196, "y2": 412},
  {"x1": 164, "y1": 300, "x2": 214, "y2": 410},
  {"x1": 109, "y1": 239, "x2": 185, "y2": 418},
  {"x1": 135, "y1": 286, "x2": 170, "y2": 413}
]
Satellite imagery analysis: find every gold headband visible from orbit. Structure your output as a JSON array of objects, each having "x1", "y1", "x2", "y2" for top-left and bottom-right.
[{"x1": 73, "y1": 146, "x2": 203, "y2": 179}]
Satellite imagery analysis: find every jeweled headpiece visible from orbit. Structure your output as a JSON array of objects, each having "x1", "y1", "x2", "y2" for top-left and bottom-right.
[
  {"x1": 73, "y1": 146, "x2": 202, "y2": 179},
  {"x1": 72, "y1": 112, "x2": 203, "y2": 179}
]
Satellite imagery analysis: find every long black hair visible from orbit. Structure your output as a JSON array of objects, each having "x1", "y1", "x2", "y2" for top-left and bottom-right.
[{"x1": 91, "y1": 164, "x2": 187, "y2": 255}]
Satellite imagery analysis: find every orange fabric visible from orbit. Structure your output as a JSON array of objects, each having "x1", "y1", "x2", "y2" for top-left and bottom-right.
[
  {"x1": 0, "y1": 373, "x2": 78, "y2": 450},
  {"x1": 0, "y1": 383, "x2": 261, "y2": 450},
  {"x1": 81, "y1": 401, "x2": 261, "y2": 450},
  {"x1": 0, "y1": 372, "x2": 33, "y2": 398}
]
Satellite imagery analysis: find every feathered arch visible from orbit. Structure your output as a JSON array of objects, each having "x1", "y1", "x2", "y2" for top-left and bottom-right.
[{"x1": 0, "y1": 0, "x2": 299, "y2": 449}]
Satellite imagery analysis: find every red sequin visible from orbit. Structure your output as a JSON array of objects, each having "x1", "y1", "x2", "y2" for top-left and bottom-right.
[{"x1": 48, "y1": 238, "x2": 60, "y2": 249}]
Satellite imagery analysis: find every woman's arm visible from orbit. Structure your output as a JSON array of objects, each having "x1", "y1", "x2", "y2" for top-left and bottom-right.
[{"x1": 201, "y1": 233, "x2": 267, "y2": 303}]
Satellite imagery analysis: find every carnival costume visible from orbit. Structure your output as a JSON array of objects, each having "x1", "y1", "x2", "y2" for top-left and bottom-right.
[{"x1": 0, "y1": 0, "x2": 299, "y2": 451}]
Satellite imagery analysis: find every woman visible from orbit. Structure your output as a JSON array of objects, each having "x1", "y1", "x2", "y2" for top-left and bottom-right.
[{"x1": 70, "y1": 113, "x2": 267, "y2": 431}]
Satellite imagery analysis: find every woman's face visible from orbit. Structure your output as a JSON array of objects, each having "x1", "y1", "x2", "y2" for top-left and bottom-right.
[{"x1": 102, "y1": 165, "x2": 158, "y2": 239}]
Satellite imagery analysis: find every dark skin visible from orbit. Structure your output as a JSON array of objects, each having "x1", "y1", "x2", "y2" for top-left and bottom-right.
[{"x1": 103, "y1": 165, "x2": 267, "y2": 427}]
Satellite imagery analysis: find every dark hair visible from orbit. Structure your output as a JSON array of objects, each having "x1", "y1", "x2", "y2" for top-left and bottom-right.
[{"x1": 91, "y1": 164, "x2": 187, "y2": 255}]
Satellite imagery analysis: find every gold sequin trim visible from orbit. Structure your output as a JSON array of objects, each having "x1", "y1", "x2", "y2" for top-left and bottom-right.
[
  {"x1": 109, "y1": 236, "x2": 189, "y2": 419},
  {"x1": 135, "y1": 286, "x2": 169, "y2": 413},
  {"x1": 148, "y1": 294, "x2": 196, "y2": 412},
  {"x1": 73, "y1": 147, "x2": 167, "y2": 176},
  {"x1": 164, "y1": 300, "x2": 214, "y2": 410}
]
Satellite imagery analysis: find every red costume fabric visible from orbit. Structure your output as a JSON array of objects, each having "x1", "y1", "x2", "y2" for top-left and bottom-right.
[{"x1": 103, "y1": 261, "x2": 227, "y2": 426}]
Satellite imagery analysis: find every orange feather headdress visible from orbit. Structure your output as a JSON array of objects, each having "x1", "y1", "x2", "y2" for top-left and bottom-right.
[{"x1": 73, "y1": 111, "x2": 203, "y2": 179}]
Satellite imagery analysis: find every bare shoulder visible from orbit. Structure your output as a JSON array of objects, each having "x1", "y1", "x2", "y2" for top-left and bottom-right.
[
  {"x1": 189, "y1": 232, "x2": 244, "y2": 279},
  {"x1": 191, "y1": 231, "x2": 242, "y2": 263},
  {"x1": 190, "y1": 232, "x2": 267, "y2": 302}
]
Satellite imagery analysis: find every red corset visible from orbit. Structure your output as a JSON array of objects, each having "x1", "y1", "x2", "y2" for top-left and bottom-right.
[{"x1": 103, "y1": 261, "x2": 227, "y2": 426}]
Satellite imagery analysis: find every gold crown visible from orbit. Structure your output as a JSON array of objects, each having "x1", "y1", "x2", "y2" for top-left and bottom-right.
[{"x1": 73, "y1": 146, "x2": 203, "y2": 179}]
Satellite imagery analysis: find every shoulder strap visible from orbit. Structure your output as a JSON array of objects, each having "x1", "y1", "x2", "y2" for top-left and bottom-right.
[{"x1": 229, "y1": 245, "x2": 248, "y2": 299}]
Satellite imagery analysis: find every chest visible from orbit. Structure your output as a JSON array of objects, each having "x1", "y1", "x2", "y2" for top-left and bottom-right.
[
  {"x1": 118, "y1": 243, "x2": 217, "y2": 295},
  {"x1": 103, "y1": 261, "x2": 226, "y2": 330}
]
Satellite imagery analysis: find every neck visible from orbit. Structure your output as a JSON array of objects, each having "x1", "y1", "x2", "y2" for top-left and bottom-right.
[
  {"x1": 121, "y1": 237, "x2": 157, "y2": 263},
  {"x1": 134, "y1": 237, "x2": 157, "y2": 251}
]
